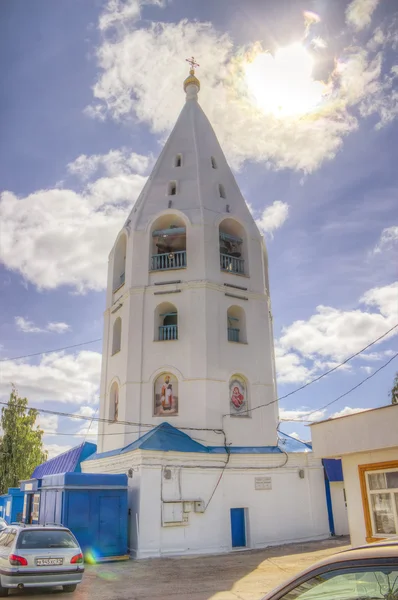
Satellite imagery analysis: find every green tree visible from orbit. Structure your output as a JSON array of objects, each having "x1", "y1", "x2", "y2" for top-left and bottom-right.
[
  {"x1": 0, "y1": 386, "x2": 47, "y2": 494},
  {"x1": 390, "y1": 372, "x2": 398, "y2": 405}
]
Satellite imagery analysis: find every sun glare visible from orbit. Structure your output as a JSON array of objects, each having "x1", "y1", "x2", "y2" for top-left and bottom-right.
[{"x1": 244, "y1": 43, "x2": 326, "y2": 118}]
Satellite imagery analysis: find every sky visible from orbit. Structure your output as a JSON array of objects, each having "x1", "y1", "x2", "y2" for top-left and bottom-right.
[{"x1": 0, "y1": 0, "x2": 397, "y2": 458}]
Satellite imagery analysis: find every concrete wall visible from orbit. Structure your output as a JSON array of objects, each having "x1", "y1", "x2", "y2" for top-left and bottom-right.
[
  {"x1": 311, "y1": 405, "x2": 398, "y2": 458},
  {"x1": 330, "y1": 482, "x2": 349, "y2": 536},
  {"x1": 341, "y1": 447, "x2": 398, "y2": 546}
]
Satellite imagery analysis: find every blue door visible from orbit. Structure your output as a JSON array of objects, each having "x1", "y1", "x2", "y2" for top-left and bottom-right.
[{"x1": 230, "y1": 508, "x2": 246, "y2": 547}]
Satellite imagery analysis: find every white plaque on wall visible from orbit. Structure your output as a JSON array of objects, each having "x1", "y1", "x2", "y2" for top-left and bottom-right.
[{"x1": 255, "y1": 476, "x2": 272, "y2": 490}]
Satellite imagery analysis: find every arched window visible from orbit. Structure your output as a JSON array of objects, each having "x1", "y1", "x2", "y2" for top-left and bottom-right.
[
  {"x1": 113, "y1": 233, "x2": 127, "y2": 291},
  {"x1": 155, "y1": 302, "x2": 178, "y2": 341},
  {"x1": 168, "y1": 181, "x2": 177, "y2": 196},
  {"x1": 218, "y1": 184, "x2": 226, "y2": 199},
  {"x1": 109, "y1": 381, "x2": 119, "y2": 422},
  {"x1": 112, "y1": 317, "x2": 122, "y2": 354},
  {"x1": 229, "y1": 375, "x2": 249, "y2": 417},
  {"x1": 175, "y1": 154, "x2": 182, "y2": 167},
  {"x1": 211, "y1": 156, "x2": 217, "y2": 169},
  {"x1": 219, "y1": 218, "x2": 247, "y2": 275},
  {"x1": 227, "y1": 306, "x2": 247, "y2": 343},
  {"x1": 150, "y1": 214, "x2": 187, "y2": 271}
]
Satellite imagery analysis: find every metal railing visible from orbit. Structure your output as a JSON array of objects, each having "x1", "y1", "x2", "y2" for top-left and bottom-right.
[
  {"x1": 220, "y1": 253, "x2": 244, "y2": 275},
  {"x1": 113, "y1": 272, "x2": 125, "y2": 292},
  {"x1": 228, "y1": 327, "x2": 240, "y2": 343},
  {"x1": 159, "y1": 325, "x2": 178, "y2": 341},
  {"x1": 151, "y1": 251, "x2": 187, "y2": 271}
]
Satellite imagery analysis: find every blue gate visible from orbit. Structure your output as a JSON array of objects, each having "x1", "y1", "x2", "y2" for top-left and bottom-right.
[{"x1": 230, "y1": 508, "x2": 246, "y2": 547}]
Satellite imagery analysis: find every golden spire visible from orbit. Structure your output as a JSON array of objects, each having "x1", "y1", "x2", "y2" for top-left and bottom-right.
[{"x1": 183, "y1": 56, "x2": 200, "y2": 93}]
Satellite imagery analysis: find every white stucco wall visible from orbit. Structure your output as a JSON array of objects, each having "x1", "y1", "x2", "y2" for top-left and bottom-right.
[
  {"x1": 97, "y1": 87, "x2": 280, "y2": 454},
  {"x1": 341, "y1": 447, "x2": 398, "y2": 546},
  {"x1": 330, "y1": 482, "x2": 349, "y2": 536},
  {"x1": 83, "y1": 449, "x2": 330, "y2": 558},
  {"x1": 310, "y1": 405, "x2": 398, "y2": 458}
]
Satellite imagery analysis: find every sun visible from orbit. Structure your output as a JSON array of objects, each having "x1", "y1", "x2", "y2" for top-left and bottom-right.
[{"x1": 244, "y1": 43, "x2": 327, "y2": 118}]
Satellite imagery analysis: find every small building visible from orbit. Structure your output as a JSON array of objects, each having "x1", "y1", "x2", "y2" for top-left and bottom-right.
[
  {"x1": 20, "y1": 442, "x2": 97, "y2": 524},
  {"x1": 83, "y1": 423, "x2": 330, "y2": 558},
  {"x1": 311, "y1": 404, "x2": 398, "y2": 546},
  {"x1": 0, "y1": 488, "x2": 24, "y2": 524},
  {"x1": 39, "y1": 473, "x2": 128, "y2": 560}
]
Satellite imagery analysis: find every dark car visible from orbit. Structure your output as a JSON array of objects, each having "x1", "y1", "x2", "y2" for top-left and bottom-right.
[{"x1": 261, "y1": 540, "x2": 398, "y2": 600}]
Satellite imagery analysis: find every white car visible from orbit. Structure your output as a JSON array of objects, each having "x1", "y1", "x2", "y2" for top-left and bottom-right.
[{"x1": 0, "y1": 524, "x2": 84, "y2": 596}]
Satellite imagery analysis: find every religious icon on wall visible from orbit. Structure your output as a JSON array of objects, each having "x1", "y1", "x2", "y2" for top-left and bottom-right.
[
  {"x1": 229, "y1": 376, "x2": 248, "y2": 416},
  {"x1": 154, "y1": 373, "x2": 179, "y2": 416}
]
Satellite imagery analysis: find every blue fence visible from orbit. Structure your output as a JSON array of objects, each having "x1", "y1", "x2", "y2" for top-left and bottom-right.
[
  {"x1": 220, "y1": 253, "x2": 244, "y2": 274},
  {"x1": 151, "y1": 251, "x2": 186, "y2": 271},
  {"x1": 228, "y1": 327, "x2": 240, "y2": 342},
  {"x1": 159, "y1": 325, "x2": 178, "y2": 340}
]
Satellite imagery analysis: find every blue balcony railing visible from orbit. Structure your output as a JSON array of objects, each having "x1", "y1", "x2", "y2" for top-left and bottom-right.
[
  {"x1": 220, "y1": 253, "x2": 244, "y2": 275},
  {"x1": 159, "y1": 325, "x2": 178, "y2": 341},
  {"x1": 228, "y1": 327, "x2": 240, "y2": 343},
  {"x1": 151, "y1": 251, "x2": 186, "y2": 271}
]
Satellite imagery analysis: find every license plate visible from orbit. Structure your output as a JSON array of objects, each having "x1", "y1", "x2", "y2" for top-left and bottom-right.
[{"x1": 36, "y1": 558, "x2": 63, "y2": 566}]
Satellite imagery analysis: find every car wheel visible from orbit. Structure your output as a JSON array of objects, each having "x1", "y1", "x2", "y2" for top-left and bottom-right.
[{"x1": 63, "y1": 585, "x2": 77, "y2": 593}]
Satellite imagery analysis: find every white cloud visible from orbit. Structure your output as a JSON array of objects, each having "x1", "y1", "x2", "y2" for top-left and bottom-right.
[
  {"x1": 0, "y1": 351, "x2": 101, "y2": 404},
  {"x1": 275, "y1": 282, "x2": 398, "y2": 384},
  {"x1": 279, "y1": 407, "x2": 327, "y2": 422},
  {"x1": 47, "y1": 322, "x2": 71, "y2": 334},
  {"x1": 15, "y1": 317, "x2": 71, "y2": 334},
  {"x1": 0, "y1": 152, "x2": 148, "y2": 292},
  {"x1": 279, "y1": 282, "x2": 398, "y2": 363},
  {"x1": 360, "y1": 365, "x2": 374, "y2": 374},
  {"x1": 345, "y1": 0, "x2": 380, "y2": 32},
  {"x1": 15, "y1": 317, "x2": 44, "y2": 333},
  {"x1": 67, "y1": 149, "x2": 151, "y2": 181},
  {"x1": 44, "y1": 444, "x2": 73, "y2": 460},
  {"x1": 87, "y1": 6, "x2": 397, "y2": 172},
  {"x1": 373, "y1": 226, "x2": 398, "y2": 254},
  {"x1": 330, "y1": 406, "x2": 370, "y2": 418},
  {"x1": 274, "y1": 345, "x2": 313, "y2": 384},
  {"x1": 255, "y1": 201, "x2": 289, "y2": 237},
  {"x1": 37, "y1": 414, "x2": 59, "y2": 434}
]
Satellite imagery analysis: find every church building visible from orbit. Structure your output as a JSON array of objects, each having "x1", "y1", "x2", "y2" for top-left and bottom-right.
[{"x1": 82, "y1": 61, "x2": 330, "y2": 557}]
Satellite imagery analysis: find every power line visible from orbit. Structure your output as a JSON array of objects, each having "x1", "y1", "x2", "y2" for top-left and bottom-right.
[
  {"x1": 0, "y1": 339, "x2": 102, "y2": 362},
  {"x1": 280, "y1": 351, "x2": 398, "y2": 422},
  {"x1": 1, "y1": 324, "x2": 397, "y2": 432},
  {"x1": 242, "y1": 323, "x2": 398, "y2": 416}
]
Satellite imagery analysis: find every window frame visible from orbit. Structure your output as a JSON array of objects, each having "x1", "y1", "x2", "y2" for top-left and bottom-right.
[{"x1": 359, "y1": 459, "x2": 398, "y2": 543}]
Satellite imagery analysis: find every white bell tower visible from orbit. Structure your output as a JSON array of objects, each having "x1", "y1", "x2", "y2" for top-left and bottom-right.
[{"x1": 98, "y1": 60, "x2": 279, "y2": 453}]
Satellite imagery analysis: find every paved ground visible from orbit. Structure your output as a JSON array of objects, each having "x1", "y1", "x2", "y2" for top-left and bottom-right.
[{"x1": 9, "y1": 537, "x2": 350, "y2": 600}]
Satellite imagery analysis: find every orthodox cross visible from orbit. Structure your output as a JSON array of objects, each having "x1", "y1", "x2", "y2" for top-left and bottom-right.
[{"x1": 186, "y1": 56, "x2": 199, "y2": 70}]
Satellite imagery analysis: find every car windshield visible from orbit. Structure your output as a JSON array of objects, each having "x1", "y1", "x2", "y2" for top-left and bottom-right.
[
  {"x1": 17, "y1": 530, "x2": 79, "y2": 550},
  {"x1": 278, "y1": 566, "x2": 398, "y2": 600}
]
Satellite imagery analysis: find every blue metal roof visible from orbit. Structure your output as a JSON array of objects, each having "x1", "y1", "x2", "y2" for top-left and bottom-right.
[
  {"x1": 323, "y1": 458, "x2": 344, "y2": 482},
  {"x1": 31, "y1": 442, "x2": 97, "y2": 479},
  {"x1": 85, "y1": 424, "x2": 313, "y2": 461},
  {"x1": 41, "y1": 472, "x2": 127, "y2": 489}
]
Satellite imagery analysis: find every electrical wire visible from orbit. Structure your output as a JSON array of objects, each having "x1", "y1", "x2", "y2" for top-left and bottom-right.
[
  {"x1": 239, "y1": 323, "x2": 398, "y2": 417},
  {"x1": 279, "y1": 351, "x2": 398, "y2": 422},
  {"x1": 0, "y1": 338, "x2": 102, "y2": 362}
]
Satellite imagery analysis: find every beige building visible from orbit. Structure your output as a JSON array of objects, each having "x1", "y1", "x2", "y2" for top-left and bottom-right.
[{"x1": 311, "y1": 404, "x2": 398, "y2": 546}]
